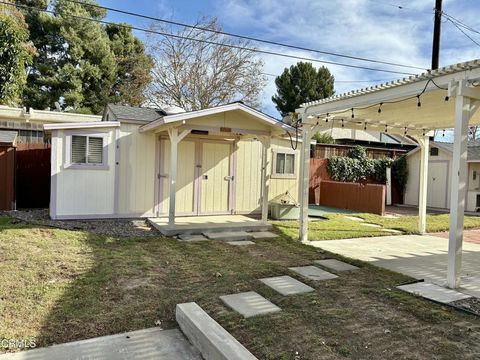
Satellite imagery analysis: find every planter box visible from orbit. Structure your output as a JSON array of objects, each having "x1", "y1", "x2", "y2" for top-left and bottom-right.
[{"x1": 270, "y1": 202, "x2": 299, "y2": 220}]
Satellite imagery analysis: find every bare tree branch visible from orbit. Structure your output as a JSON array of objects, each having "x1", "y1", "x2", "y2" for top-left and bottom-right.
[{"x1": 146, "y1": 17, "x2": 266, "y2": 111}]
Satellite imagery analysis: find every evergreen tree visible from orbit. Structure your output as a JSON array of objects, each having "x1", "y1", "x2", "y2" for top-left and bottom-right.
[{"x1": 272, "y1": 62, "x2": 334, "y2": 117}]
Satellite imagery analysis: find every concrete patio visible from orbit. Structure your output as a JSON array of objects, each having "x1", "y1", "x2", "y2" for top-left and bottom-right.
[{"x1": 310, "y1": 234, "x2": 480, "y2": 298}]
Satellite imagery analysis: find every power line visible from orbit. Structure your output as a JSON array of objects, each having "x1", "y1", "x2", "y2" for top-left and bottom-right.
[
  {"x1": 60, "y1": 0, "x2": 427, "y2": 71},
  {"x1": 441, "y1": 11, "x2": 480, "y2": 36},
  {"x1": 262, "y1": 72, "x2": 391, "y2": 83},
  {"x1": 6, "y1": 1, "x2": 419, "y2": 76},
  {"x1": 446, "y1": 18, "x2": 480, "y2": 48}
]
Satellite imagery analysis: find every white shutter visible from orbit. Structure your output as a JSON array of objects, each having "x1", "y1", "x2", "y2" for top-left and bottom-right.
[
  {"x1": 87, "y1": 137, "x2": 103, "y2": 164},
  {"x1": 71, "y1": 136, "x2": 87, "y2": 163}
]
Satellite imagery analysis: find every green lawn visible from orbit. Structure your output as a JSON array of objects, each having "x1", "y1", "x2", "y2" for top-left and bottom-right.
[
  {"x1": 272, "y1": 213, "x2": 480, "y2": 241},
  {"x1": 1, "y1": 216, "x2": 480, "y2": 359}
]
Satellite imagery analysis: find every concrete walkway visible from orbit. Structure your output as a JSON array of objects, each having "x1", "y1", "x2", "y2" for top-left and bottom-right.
[
  {"x1": 310, "y1": 234, "x2": 480, "y2": 298},
  {"x1": 0, "y1": 328, "x2": 201, "y2": 360}
]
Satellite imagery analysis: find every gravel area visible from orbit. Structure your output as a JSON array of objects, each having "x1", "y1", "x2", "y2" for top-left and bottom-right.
[
  {"x1": 451, "y1": 297, "x2": 480, "y2": 316},
  {"x1": 1, "y1": 209, "x2": 157, "y2": 237}
]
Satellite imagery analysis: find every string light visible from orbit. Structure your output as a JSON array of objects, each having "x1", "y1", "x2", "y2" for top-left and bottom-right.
[
  {"x1": 442, "y1": 129, "x2": 445, "y2": 137},
  {"x1": 385, "y1": 124, "x2": 388, "y2": 133},
  {"x1": 341, "y1": 119, "x2": 345, "y2": 128},
  {"x1": 378, "y1": 102, "x2": 383, "y2": 113},
  {"x1": 417, "y1": 95, "x2": 422, "y2": 107},
  {"x1": 364, "y1": 122, "x2": 367, "y2": 130},
  {"x1": 404, "y1": 127, "x2": 408, "y2": 135},
  {"x1": 445, "y1": 95, "x2": 449, "y2": 101},
  {"x1": 351, "y1": 108, "x2": 355, "y2": 119}
]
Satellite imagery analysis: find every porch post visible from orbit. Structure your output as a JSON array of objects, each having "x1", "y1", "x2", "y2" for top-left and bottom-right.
[
  {"x1": 447, "y1": 93, "x2": 475, "y2": 288},
  {"x1": 299, "y1": 122, "x2": 312, "y2": 242},
  {"x1": 259, "y1": 136, "x2": 271, "y2": 223},
  {"x1": 167, "y1": 128, "x2": 191, "y2": 226},
  {"x1": 417, "y1": 135, "x2": 430, "y2": 234}
]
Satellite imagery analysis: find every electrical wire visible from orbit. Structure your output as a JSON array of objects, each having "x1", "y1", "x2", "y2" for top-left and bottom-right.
[
  {"x1": 61, "y1": 0, "x2": 427, "y2": 71},
  {"x1": 4, "y1": 1, "x2": 420, "y2": 76},
  {"x1": 447, "y1": 18, "x2": 480, "y2": 48}
]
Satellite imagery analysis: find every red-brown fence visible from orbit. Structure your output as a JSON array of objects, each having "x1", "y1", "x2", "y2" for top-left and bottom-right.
[
  {"x1": 0, "y1": 145, "x2": 16, "y2": 210},
  {"x1": 319, "y1": 180, "x2": 386, "y2": 215},
  {"x1": 16, "y1": 143, "x2": 51, "y2": 208}
]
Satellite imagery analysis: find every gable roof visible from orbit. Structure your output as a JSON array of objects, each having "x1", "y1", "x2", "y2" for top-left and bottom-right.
[
  {"x1": 138, "y1": 102, "x2": 295, "y2": 134},
  {"x1": 0, "y1": 130, "x2": 17, "y2": 145},
  {"x1": 106, "y1": 104, "x2": 166, "y2": 123},
  {"x1": 407, "y1": 141, "x2": 480, "y2": 161}
]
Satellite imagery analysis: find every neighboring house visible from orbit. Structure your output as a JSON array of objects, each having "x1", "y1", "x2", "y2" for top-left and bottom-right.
[
  {"x1": 0, "y1": 131, "x2": 17, "y2": 210},
  {"x1": 404, "y1": 141, "x2": 480, "y2": 212},
  {"x1": 44, "y1": 102, "x2": 300, "y2": 222},
  {"x1": 0, "y1": 105, "x2": 101, "y2": 209}
]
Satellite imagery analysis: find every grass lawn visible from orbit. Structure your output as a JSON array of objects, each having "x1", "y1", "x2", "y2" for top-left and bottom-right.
[
  {"x1": 1, "y1": 216, "x2": 480, "y2": 359},
  {"x1": 272, "y1": 213, "x2": 480, "y2": 241}
]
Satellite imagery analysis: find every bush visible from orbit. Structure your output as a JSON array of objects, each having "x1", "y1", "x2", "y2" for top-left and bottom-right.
[{"x1": 312, "y1": 132, "x2": 335, "y2": 144}]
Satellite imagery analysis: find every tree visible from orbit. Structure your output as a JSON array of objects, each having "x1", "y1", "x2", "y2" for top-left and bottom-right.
[
  {"x1": 0, "y1": 1, "x2": 34, "y2": 105},
  {"x1": 272, "y1": 62, "x2": 334, "y2": 116},
  {"x1": 18, "y1": 0, "x2": 151, "y2": 114},
  {"x1": 146, "y1": 17, "x2": 266, "y2": 111},
  {"x1": 106, "y1": 24, "x2": 153, "y2": 107},
  {"x1": 312, "y1": 132, "x2": 335, "y2": 144}
]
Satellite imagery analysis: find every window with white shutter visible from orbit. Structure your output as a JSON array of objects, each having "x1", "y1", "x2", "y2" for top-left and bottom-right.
[{"x1": 70, "y1": 135, "x2": 105, "y2": 166}]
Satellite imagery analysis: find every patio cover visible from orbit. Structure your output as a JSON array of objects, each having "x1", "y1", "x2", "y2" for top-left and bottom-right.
[{"x1": 296, "y1": 59, "x2": 480, "y2": 289}]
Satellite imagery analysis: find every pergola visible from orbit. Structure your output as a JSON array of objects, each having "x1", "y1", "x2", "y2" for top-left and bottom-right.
[{"x1": 297, "y1": 59, "x2": 480, "y2": 289}]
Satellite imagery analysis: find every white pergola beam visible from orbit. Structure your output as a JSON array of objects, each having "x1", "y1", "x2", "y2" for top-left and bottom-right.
[
  {"x1": 447, "y1": 94, "x2": 477, "y2": 288},
  {"x1": 416, "y1": 135, "x2": 429, "y2": 234}
]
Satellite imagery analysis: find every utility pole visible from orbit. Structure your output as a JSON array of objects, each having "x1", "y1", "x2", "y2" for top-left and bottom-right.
[{"x1": 431, "y1": 0, "x2": 443, "y2": 70}]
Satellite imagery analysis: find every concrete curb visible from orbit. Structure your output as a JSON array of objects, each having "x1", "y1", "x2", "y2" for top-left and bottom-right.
[{"x1": 176, "y1": 302, "x2": 257, "y2": 360}]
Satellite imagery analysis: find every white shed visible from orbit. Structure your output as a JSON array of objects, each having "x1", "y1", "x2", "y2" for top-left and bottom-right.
[{"x1": 44, "y1": 102, "x2": 301, "y2": 233}]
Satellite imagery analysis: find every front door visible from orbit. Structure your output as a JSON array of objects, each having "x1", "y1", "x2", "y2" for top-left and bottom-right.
[
  {"x1": 199, "y1": 141, "x2": 232, "y2": 214},
  {"x1": 157, "y1": 137, "x2": 233, "y2": 216}
]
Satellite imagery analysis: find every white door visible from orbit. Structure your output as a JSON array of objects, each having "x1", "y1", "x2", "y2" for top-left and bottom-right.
[
  {"x1": 199, "y1": 142, "x2": 232, "y2": 214},
  {"x1": 427, "y1": 162, "x2": 448, "y2": 208}
]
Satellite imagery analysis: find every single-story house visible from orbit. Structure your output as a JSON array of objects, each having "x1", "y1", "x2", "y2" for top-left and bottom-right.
[
  {"x1": 44, "y1": 102, "x2": 301, "y2": 230},
  {"x1": 404, "y1": 141, "x2": 480, "y2": 211}
]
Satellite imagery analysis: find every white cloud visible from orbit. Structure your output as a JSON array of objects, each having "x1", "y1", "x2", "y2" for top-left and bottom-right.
[{"x1": 211, "y1": 0, "x2": 480, "y2": 117}]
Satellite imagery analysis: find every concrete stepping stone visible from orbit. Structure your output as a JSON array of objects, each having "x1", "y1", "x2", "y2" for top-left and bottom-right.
[
  {"x1": 397, "y1": 282, "x2": 471, "y2": 304},
  {"x1": 203, "y1": 231, "x2": 253, "y2": 241},
  {"x1": 178, "y1": 234, "x2": 210, "y2": 241},
  {"x1": 315, "y1": 259, "x2": 359, "y2": 272},
  {"x1": 249, "y1": 231, "x2": 279, "y2": 239},
  {"x1": 289, "y1": 266, "x2": 338, "y2": 281},
  {"x1": 259, "y1": 275, "x2": 314, "y2": 296},
  {"x1": 360, "y1": 223, "x2": 382, "y2": 228},
  {"x1": 227, "y1": 240, "x2": 255, "y2": 246},
  {"x1": 220, "y1": 291, "x2": 281, "y2": 318},
  {"x1": 344, "y1": 216, "x2": 364, "y2": 222},
  {"x1": 382, "y1": 228, "x2": 403, "y2": 234}
]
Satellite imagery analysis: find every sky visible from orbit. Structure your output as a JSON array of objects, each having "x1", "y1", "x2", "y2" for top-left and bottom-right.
[{"x1": 100, "y1": 0, "x2": 480, "y2": 123}]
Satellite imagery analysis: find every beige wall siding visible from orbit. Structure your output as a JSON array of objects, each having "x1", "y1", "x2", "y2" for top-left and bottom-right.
[
  {"x1": 269, "y1": 138, "x2": 300, "y2": 202},
  {"x1": 117, "y1": 123, "x2": 156, "y2": 216},
  {"x1": 53, "y1": 129, "x2": 116, "y2": 217}
]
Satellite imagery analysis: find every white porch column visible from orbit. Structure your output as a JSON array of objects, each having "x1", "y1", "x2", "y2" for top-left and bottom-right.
[
  {"x1": 386, "y1": 166, "x2": 392, "y2": 206},
  {"x1": 167, "y1": 127, "x2": 191, "y2": 226},
  {"x1": 447, "y1": 95, "x2": 473, "y2": 288},
  {"x1": 259, "y1": 136, "x2": 271, "y2": 223},
  {"x1": 299, "y1": 123, "x2": 313, "y2": 242},
  {"x1": 417, "y1": 135, "x2": 430, "y2": 234}
]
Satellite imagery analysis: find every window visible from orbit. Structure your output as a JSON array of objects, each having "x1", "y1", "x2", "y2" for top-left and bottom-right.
[
  {"x1": 68, "y1": 134, "x2": 106, "y2": 168},
  {"x1": 430, "y1": 147, "x2": 439, "y2": 156},
  {"x1": 273, "y1": 151, "x2": 296, "y2": 178}
]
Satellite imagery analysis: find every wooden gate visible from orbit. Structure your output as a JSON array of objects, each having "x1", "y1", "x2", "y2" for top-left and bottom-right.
[
  {"x1": 0, "y1": 144, "x2": 16, "y2": 210},
  {"x1": 16, "y1": 143, "x2": 51, "y2": 208}
]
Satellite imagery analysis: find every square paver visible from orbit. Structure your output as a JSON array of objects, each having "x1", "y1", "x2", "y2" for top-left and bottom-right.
[
  {"x1": 315, "y1": 259, "x2": 359, "y2": 272},
  {"x1": 227, "y1": 240, "x2": 255, "y2": 246},
  {"x1": 249, "y1": 231, "x2": 279, "y2": 239},
  {"x1": 259, "y1": 275, "x2": 315, "y2": 296},
  {"x1": 289, "y1": 266, "x2": 338, "y2": 281},
  {"x1": 397, "y1": 282, "x2": 472, "y2": 304},
  {"x1": 220, "y1": 291, "x2": 281, "y2": 318}
]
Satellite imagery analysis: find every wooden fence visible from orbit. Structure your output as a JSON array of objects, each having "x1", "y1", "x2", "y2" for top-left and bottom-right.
[
  {"x1": 16, "y1": 143, "x2": 51, "y2": 208},
  {"x1": 319, "y1": 180, "x2": 386, "y2": 215},
  {"x1": 0, "y1": 145, "x2": 16, "y2": 210}
]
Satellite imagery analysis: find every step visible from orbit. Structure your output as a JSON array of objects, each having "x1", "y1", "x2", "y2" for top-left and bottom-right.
[
  {"x1": 176, "y1": 302, "x2": 257, "y2": 360},
  {"x1": 203, "y1": 231, "x2": 254, "y2": 241}
]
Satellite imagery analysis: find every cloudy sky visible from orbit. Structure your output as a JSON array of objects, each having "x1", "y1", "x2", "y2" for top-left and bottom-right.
[{"x1": 102, "y1": 0, "x2": 480, "y2": 118}]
